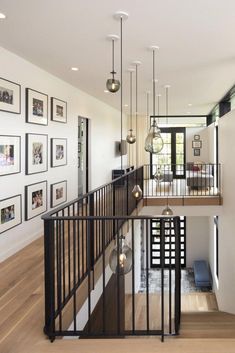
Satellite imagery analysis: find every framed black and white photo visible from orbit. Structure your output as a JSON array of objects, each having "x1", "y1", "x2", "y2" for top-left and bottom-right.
[
  {"x1": 0, "y1": 194, "x2": 22, "y2": 234},
  {"x1": 26, "y1": 88, "x2": 48, "y2": 125},
  {"x1": 51, "y1": 97, "x2": 67, "y2": 123},
  {"x1": 78, "y1": 156, "x2": 80, "y2": 168},
  {"x1": 194, "y1": 148, "x2": 200, "y2": 156},
  {"x1": 192, "y1": 140, "x2": 202, "y2": 148},
  {"x1": 25, "y1": 181, "x2": 47, "y2": 220},
  {"x1": 194, "y1": 134, "x2": 200, "y2": 140},
  {"x1": 51, "y1": 180, "x2": 67, "y2": 208},
  {"x1": 51, "y1": 138, "x2": 67, "y2": 167},
  {"x1": 78, "y1": 142, "x2": 81, "y2": 153},
  {"x1": 0, "y1": 135, "x2": 21, "y2": 176},
  {"x1": 0, "y1": 78, "x2": 21, "y2": 114},
  {"x1": 26, "y1": 133, "x2": 48, "y2": 175}
]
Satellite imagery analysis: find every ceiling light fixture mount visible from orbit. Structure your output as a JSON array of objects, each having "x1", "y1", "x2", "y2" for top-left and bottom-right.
[{"x1": 106, "y1": 34, "x2": 120, "y2": 93}]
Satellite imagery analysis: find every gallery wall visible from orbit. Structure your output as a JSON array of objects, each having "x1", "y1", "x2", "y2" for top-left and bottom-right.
[{"x1": 0, "y1": 46, "x2": 127, "y2": 262}]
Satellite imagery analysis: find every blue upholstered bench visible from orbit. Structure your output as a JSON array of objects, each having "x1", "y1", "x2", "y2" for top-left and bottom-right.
[{"x1": 193, "y1": 260, "x2": 212, "y2": 288}]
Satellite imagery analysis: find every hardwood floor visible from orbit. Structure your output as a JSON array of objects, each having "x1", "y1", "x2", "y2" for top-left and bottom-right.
[{"x1": 1, "y1": 235, "x2": 235, "y2": 353}]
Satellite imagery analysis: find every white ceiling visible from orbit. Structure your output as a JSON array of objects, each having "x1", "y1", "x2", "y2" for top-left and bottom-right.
[{"x1": 0, "y1": 0, "x2": 235, "y2": 116}]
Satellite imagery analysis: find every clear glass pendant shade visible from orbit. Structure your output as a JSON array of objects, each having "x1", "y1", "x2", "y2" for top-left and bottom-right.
[
  {"x1": 106, "y1": 76, "x2": 120, "y2": 93},
  {"x1": 144, "y1": 120, "x2": 164, "y2": 154},
  {"x1": 126, "y1": 129, "x2": 136, "y2": 144},
  {"x1": 109, "y1": 238, "x2": 132, "y2": 274},
  {"x1": 132, "y1": 184, "x2": 143, "y2": 200},
  {"x1": 154, "y1": 167, "x2": 164, "y2": 183},
  {"x1": 162, "y1": 205, "x2": 173, "y2": 216}
]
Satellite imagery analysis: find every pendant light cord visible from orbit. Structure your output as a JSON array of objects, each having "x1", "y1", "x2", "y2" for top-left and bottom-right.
[
  {"x1": 135, "y1": 64, "x2": 138, "y2": 168},
  {"x1": 112, "y1": 39, "x2": 114, "y2": 75},
  {"x1": 130, "y1": 71, "x2": 133, "y2": 130},
  {"x1": 120, "y1": 16, "x2": 123, "y2": 172},
  {"x1": 146, "y1": 91, "x2": 149, "y2": 133},
  {"x1": 166, "y1": 86, "x2": 169, "y2": 125},
  {"x1": 153, "y1": 49, "x2": 156, "y2": 126}
]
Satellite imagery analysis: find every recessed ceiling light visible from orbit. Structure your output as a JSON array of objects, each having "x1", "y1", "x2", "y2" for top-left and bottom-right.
[
  {"x1": 0, "y1": 13, "x2": 6, "y2": 19},
  {"x1": 104, "y1": 89, "x2": 109, "y2": 93},
  {"x1": 187, "y1": 111, "x2": 191, "y2": 114},
  {"x1": 188, "y1": 103, "x2": 192, "y2": 107},
  {"x1": 71, "y1": 67, "x2": 78, "y2": 71},
  {"x1": 124, "y1": 104, "x2": 128, "y2": 107}
]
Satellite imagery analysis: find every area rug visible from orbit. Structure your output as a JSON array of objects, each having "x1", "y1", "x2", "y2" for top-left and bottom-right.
[{"x1": 139, "y1": 268, "x2": 212, "y2": 293}]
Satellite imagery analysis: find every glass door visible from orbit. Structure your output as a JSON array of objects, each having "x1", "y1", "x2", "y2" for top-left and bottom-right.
[{"x1": 151, "y1": 127, "x2": 186, "y2": 179}]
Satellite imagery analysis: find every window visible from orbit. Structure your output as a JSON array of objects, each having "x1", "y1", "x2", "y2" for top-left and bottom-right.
[{"x1": 150, "y1": 216, "x2": 186, "y2": 268}]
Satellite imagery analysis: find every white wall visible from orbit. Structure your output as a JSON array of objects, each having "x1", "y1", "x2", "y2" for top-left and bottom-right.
[
  {"x1": 186, "y1": 127, "x2": 209, "y2": 163},
  {"x1": 0, "y1": 46, "x2": 126, "y2": 261},
  {"x1": 186, "y1": 217, "x2": 210, "y2": 267},
  {"x1": 212, "y1": 109, "x2": 235, "y2": 314}
]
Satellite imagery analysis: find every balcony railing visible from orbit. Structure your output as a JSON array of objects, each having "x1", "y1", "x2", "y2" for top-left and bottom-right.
[
  {"x1": 143, "y1": 163, "x2": 221, "y2": 198},
  {"x1": 42, "y1": 167, "x2": 181, "y2": 341}
]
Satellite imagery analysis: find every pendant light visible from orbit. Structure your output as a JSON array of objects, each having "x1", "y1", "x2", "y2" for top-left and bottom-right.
[
  {"x1": 109, "y1": 11, "x2": 132, "y2": 275},
  {"x1": 144, "y1": 46, "x2": 164, "y2": 154},
  {"x1": 132, "y1": 61, "x2": 143, "y2": 200},
  {"x1": 109, "y1": 235, "x2": 132, "y2": 274},
  {"x1": 106, "y1": 34, "x2": 120, "y2": 93},
  {"x1": 126, "y1": 68, "x2": 136, "y2": 144},
  {"x1": 162, "y1": 85, "x2": 173, "y2": 216}
]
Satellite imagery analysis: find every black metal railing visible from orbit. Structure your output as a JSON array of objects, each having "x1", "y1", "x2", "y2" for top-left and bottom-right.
[
  {"x1": 144, "y1": 163, "x2": 221, "y2": 198},
  {"x1": 42, "y1": 167, "x2": 181, "y2": 341}
]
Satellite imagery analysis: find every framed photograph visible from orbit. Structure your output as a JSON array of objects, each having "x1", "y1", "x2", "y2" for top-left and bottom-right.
[
  {"x1": 78, "y1": 142, "x2": 81, "y2": 153},
  {"x1": 51, "y1": 180, "x2": 67, "y2": 208},
  {"x1": 51, "y1": 97, "x2": 67, "y2": 123},
  {"x1": 51, "y1": 138, "x2": 67, "y2": 167},
  {"x1": 78, "y1": 126, "x2": 81, "y2": 138},
  {"x1": 194, "y1": 148, "x2": 200, "y2": 156},
  {"x1": 26, "y1": 133, "x2": 48, "y2": 175},
  {"x1": 78, "y1": 156, "x2": 80, "y2": 168},
  {"x1": 194, "y1": 134, "x2": 200, "y2": 140},
  {"x1": 0, "y1": 78, "x2": 21, "y2": 114},
  {"x1": 25, "y1": 181, "x2": 47, "y2": 220},
  {"x1": 192, "y1": 140, "x2": 202, "y2": 148},
  {"x1": 0, "y1": 195, "x2": 22, "y2": 234},
  {"x1": 26, "y1": 88, "x2": 48, "y2": 125},
  {"x1": 0, "y1": 135, "x2": 21, "y2": 176}
]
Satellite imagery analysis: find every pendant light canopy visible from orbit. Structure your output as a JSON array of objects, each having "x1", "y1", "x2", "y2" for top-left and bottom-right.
[
  {"x1": 132, "y1": 61, "x2": 143, "y2": 200},
  {"x1": 106, "y1": 34, "x2": 120, "y2": 93},
  {"x1": 144, "y1": 46, "x2": 164, "y2": 154},
  {"x1": 126, "y1": 68, "x2": 136, "y2": 144},
  {"x1": 109, "y1": 236, "x2": 132, "y2": 274}
]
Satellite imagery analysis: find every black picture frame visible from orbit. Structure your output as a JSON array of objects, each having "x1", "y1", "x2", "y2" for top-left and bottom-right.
[
  {"x1": 0, "y1": 194, "x2": 22, "y2": 234},
  {"x1": 194, "y1": 148, "x2": 200, "y2": 156},
  {"x1": 26, "y1": 88, "x2": 48, "y2": 125},
  {"x1": 0, "y1": 77, "x2": 21, "y2": 114},
  {"x1": 78, "y1": 156, "x2": 80, "y2": 168},
  {"x1": 50, "y1": 180, "x2": 67, "y2": 208},
  {"x1": 51, "y1": 97, "x2": 67, "y2": 123},
  {"x1": 194, "y1": 134, "x2": 200, "y2": 140},
  {"x1": 26, "y1": 133, "x2": 48, "y2": 175},
  {"x1": 192, "y1": 140, "x2": 202, "y2": 148},
  {"x1": 25, "y1": 180, "x2": 47, "y2": 221},
  {"x1": 51, "y1": 138, "x2": 67, "y2": 167},
  {"x1": 78, "y1": 142, "x2": 81, "y2": 153},
  {"x1": 78, "y1": 126, "x2": 81, "y2": 138},
  {"x1": 0, "y1": 135, "x2": 21, "y2": 176}
]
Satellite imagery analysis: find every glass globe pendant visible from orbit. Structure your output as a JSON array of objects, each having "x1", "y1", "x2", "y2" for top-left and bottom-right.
[
  {"x1": 132, "y1": 184, "x2": 143, "y2": 200},
  {"x1": 154, "y1": 166, "x2": 164, "y2": 183},
  {"x1": 106, "y1": 73, "x2": 120, "y2": 93},
  {"x1": 126, "y1": 129, "x2": 136, "y2": 144},
  {"x1": 109, "y1": 236, "x2": 132, "y2": 274},
  {"x1": 162, "y1": 205, "x2": 173, "y2": 216},
  {"x1": 106, "y1": 35, "x2": 120, "y2": 93},
  {"x1": 144, "y1": 119, "x2": 164, "y2": 153}
]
